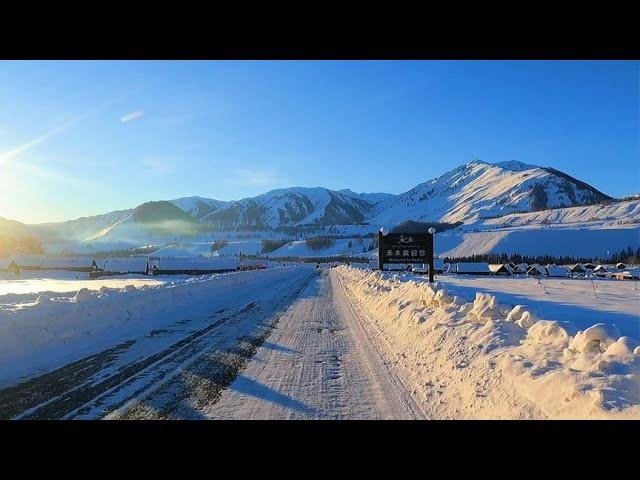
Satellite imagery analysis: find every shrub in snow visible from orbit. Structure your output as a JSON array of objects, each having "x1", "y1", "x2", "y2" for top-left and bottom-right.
[
  {"x1": 123, "y1": 285, "x2": 137, "y2": 292},
  {"x1": 570, "y1": 323, "x2": 621, "y2": 354},
  {"x1": 74, "y1": 288, "x2": 93, "y2": 302}
]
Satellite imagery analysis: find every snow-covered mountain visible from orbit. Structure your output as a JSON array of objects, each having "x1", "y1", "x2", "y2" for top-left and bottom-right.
[
  {"x1": 370, "y1": 160, "x2": 611, "y2": 227},
  {"x1": 1, "y1": 160, "x2": 621, "y2": 254},
  {"x1": 184, "y1": 187, "x2": 373, "y2": 230},
  {"x1": 170, "y1": 196, "x2": 229, "y2": 222}
]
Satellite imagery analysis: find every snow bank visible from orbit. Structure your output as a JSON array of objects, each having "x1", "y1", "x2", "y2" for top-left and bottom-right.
[
  {"x1": 335, "y1": 266, "x2": 639, "y2": 419},
  {"x1": 0, "y1": 267, "x2": 307, "y2": 387}
]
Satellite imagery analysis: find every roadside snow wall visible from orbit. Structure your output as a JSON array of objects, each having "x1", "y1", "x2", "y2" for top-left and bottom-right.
[{"x1": 335, "y1": 266, "x2": 639, "y2": 419}]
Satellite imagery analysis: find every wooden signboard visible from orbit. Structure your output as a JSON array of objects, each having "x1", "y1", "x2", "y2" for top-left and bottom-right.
[{"x1": 378, "y1": 230, "x2": 435, "y2": 282}]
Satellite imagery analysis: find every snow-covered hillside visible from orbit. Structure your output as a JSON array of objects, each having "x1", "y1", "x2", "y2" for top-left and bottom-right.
[
  {"x1": 370, "y1": 160, "x2": 611, "y2": 227},
  {"x1": 2, "y1": 160, "x2": 626, "y2": 257},
  {"x1": 170, "y1": 196, "x2": 229, "y2": 221},
  {"x1": 270, "y1": 237, "x2": 375, "y2": 258},
  {"x1": 192, "y1": 187, "x2": 373, "y2": 230}
]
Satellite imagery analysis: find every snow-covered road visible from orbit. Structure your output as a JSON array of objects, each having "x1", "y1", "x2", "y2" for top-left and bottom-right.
[
  {"x1": 0, "y1": 267, "x2": 423, "y2": 419},
  {"x1": 204, "y1": 271, "x2": 424, "y2": 419}
]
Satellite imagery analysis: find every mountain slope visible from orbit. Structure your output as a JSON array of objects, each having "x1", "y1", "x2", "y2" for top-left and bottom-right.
[
  {"x1": 370, "y1": 160, "x2": 611, "y2": 227},
  {"x1": 198, "y1": 187, "x2": 373, "y2": 230}
]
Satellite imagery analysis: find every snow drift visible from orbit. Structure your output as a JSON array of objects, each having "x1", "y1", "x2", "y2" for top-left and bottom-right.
[{"x1": 334, "y1": 266, "x2": 639, "y2": 419}]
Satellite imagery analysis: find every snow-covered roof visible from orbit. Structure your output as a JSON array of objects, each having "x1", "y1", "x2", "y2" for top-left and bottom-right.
[
  {"x1": 153, "y1": 256, "x2": 238, "y2": 271},
  {"x1": 99, "y1": 257, "x2": 149, "y2": 273},
  {"x1": 0, "y1": 258, "x2": 16, "y2": 269},
  {"x1": 546, "y1": 265, "x2": 568, "y2": 277},
  {"x1": 489, "y1": 264, "x2": 510, "y2": 273},
  {"x1": 593, "y1": 265, "x2": 607, "y2": 272},
  {"x1": 526, "y1": 264, "x2": 546, "y2": 275},
  {"x1": 455, "y1": 263, "x2": 491, "y2": 273},
  {"x1": 15, "y1": 255, "x2": 45, "y2": 267},
  {"x1": 568, "y1": 264, "x2": 586, "y2": 272},
  {"x1": 41, "y1": 257, "x2": 96, "y2": 269}
]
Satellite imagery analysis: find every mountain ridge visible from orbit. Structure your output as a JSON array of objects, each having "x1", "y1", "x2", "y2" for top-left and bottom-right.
[{"x1": 1, "y1": 160, "x2": 617, "y2": 250}]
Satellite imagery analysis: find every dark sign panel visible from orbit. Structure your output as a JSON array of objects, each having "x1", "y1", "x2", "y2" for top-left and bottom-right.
[{"x1": 379, "y1": 233, "x2": 433, "y2": 264}]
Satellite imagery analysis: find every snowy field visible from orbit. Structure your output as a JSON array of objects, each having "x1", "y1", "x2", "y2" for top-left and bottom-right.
[
  {"x1": 336, "y1": 266, "x2": 640, "y2": 419},
  {"x1": 0, "y1": 270, "x2": 165, "y2": 296},
  {"x1": 271, "y1": 237, "x2": 376, "y2": 258},
  {"x1": 436, "y1": 275, "x2": 640, "y2": 338}
]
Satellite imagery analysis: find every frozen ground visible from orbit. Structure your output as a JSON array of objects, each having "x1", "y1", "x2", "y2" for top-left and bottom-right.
[{"x1": 0, "y1": 270, "x2": 165, "y2": 296}]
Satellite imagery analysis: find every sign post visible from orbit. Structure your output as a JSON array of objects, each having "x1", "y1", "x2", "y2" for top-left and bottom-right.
[
  {"x1": 427, "y1": 227, "x2": 436, "y2": 283},
  {"x1": 378, "y1": 228, "x2": 435, "y2": 282}
]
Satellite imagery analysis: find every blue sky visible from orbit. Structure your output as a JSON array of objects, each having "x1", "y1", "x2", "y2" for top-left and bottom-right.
[{"x1": 0, "y1": 60, "x2": 637, "y2": 224}]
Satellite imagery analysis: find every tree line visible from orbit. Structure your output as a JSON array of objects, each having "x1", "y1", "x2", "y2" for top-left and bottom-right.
[{"x1": 443, "y1": 247, "x2": 640, "y2": 266}]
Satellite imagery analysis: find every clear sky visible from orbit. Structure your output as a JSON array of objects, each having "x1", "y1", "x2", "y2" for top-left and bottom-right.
[{"x1": 0, "y1": 60, "x2": 637, "y2": 224}]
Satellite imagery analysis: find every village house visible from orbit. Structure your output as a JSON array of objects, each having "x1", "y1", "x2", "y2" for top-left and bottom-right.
[
  {"x1": 612, "y1": 269, "x2": 640, "y2": 280},
  {"x1": 489, "y1": 264, "x2": 511, "y2": 275},
  {"x1": 545, "y1": 264, "x2": 568, "y2": 277},
  {"x1": 149, "y1": 256, "x2": 238, "y2": 275},
  {"x1": 91, "y1": 257, "x2": 150, "y2": 278},
  {"x1": 512, "y1": 263, "x2": 529, "y2": 274},
  {"x1": 15, "y1": 255, "x2": 45, "y2": 270},
  {"x1": 40, "y1": 257, "x2": 99, "y2": 273},
  {"x1": 616, "y1": 262, "x2": 628, "y2": 270},
  {"x1": 592, "y1": 265, "x2": 608, "y2": 277},
  {"x1": 0, "y1": 258, "x2": 20, "y2": 275},
  {"x1": 526, "y1": 264, "x2": 546, "y2": 276},
  {"x1": 568, "y1": 263, "x2": 587, "y2": 275}
]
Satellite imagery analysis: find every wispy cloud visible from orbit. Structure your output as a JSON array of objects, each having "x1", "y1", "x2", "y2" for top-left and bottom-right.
[
  {"x1": 0, "y1": 118, "x2": 78, "y2": 165},
  {"x1": 120, "y1": 110, "x2": 144, "y2": 123},
  {"x1": 232, "y1": 168, "x2": 281, "y2": 187},
  {"x1": 0, "y1": 89, "x2": 140, "y2": 166},
  {"x1": 142, "y1": 157, "x2": 175, "y2": 175}
]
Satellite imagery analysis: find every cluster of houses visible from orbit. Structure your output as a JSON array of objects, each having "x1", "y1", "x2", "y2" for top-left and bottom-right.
[
  {"x1": 447, "y1": 261, "x2": 638, "y2": 279},
  {"x1": 0, "y1": 255, "x2": 268, "y2": 277},
  {"x1": 400, "y1": 259, "x2": 638, "y2": 280}
]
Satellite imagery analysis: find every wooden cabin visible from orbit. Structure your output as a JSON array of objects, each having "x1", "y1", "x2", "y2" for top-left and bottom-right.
[
  {"x1": 593, "y1": 265, "x2": 608, "y2": 277},
  {"x1": 15, "y1": 255, "x2": 45, "y2": 270},
  {"x1": 526, "y1": 264, "x2": 546, "y2": 276},
  {"x1": 489, "y1": 264, "x2": 511, "y2": 275},
  {"x1": 91, "y1": 257, "x2": 150, "y2": 278},
  {"x1": 0, "y1": 258, "x2": 20, "y2": 275},
  {"x1": 40, "y1": 257, "x2": 99, "y2": 273},
  {"x1": 545, "y1": 265, "x2": 568, "y2": 277},
  {"x1": 568, "y1": 264, "x2": 586, "y2": 274}
]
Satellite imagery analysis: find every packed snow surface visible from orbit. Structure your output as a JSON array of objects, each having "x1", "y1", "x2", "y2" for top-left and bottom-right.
[
  {"x1": 0, "y1": 267, "x2": 307, "y2": 386},
  {"x1": 335, "y1": 266, "x2": 639, "y2": 419}
]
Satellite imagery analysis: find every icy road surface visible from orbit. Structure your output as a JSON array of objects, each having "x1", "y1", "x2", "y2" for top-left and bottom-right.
[
  {"x1": 203, "y1": 271, "x2": 424, "y2": 419},
  {"x1": 0, "y1": 267, "x2": 423, "y2": 419}
]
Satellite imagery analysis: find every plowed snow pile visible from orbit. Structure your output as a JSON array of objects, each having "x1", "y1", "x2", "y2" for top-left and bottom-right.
[{"x1": 335, "y1": 266, "x2": 639, "y2": 419}]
